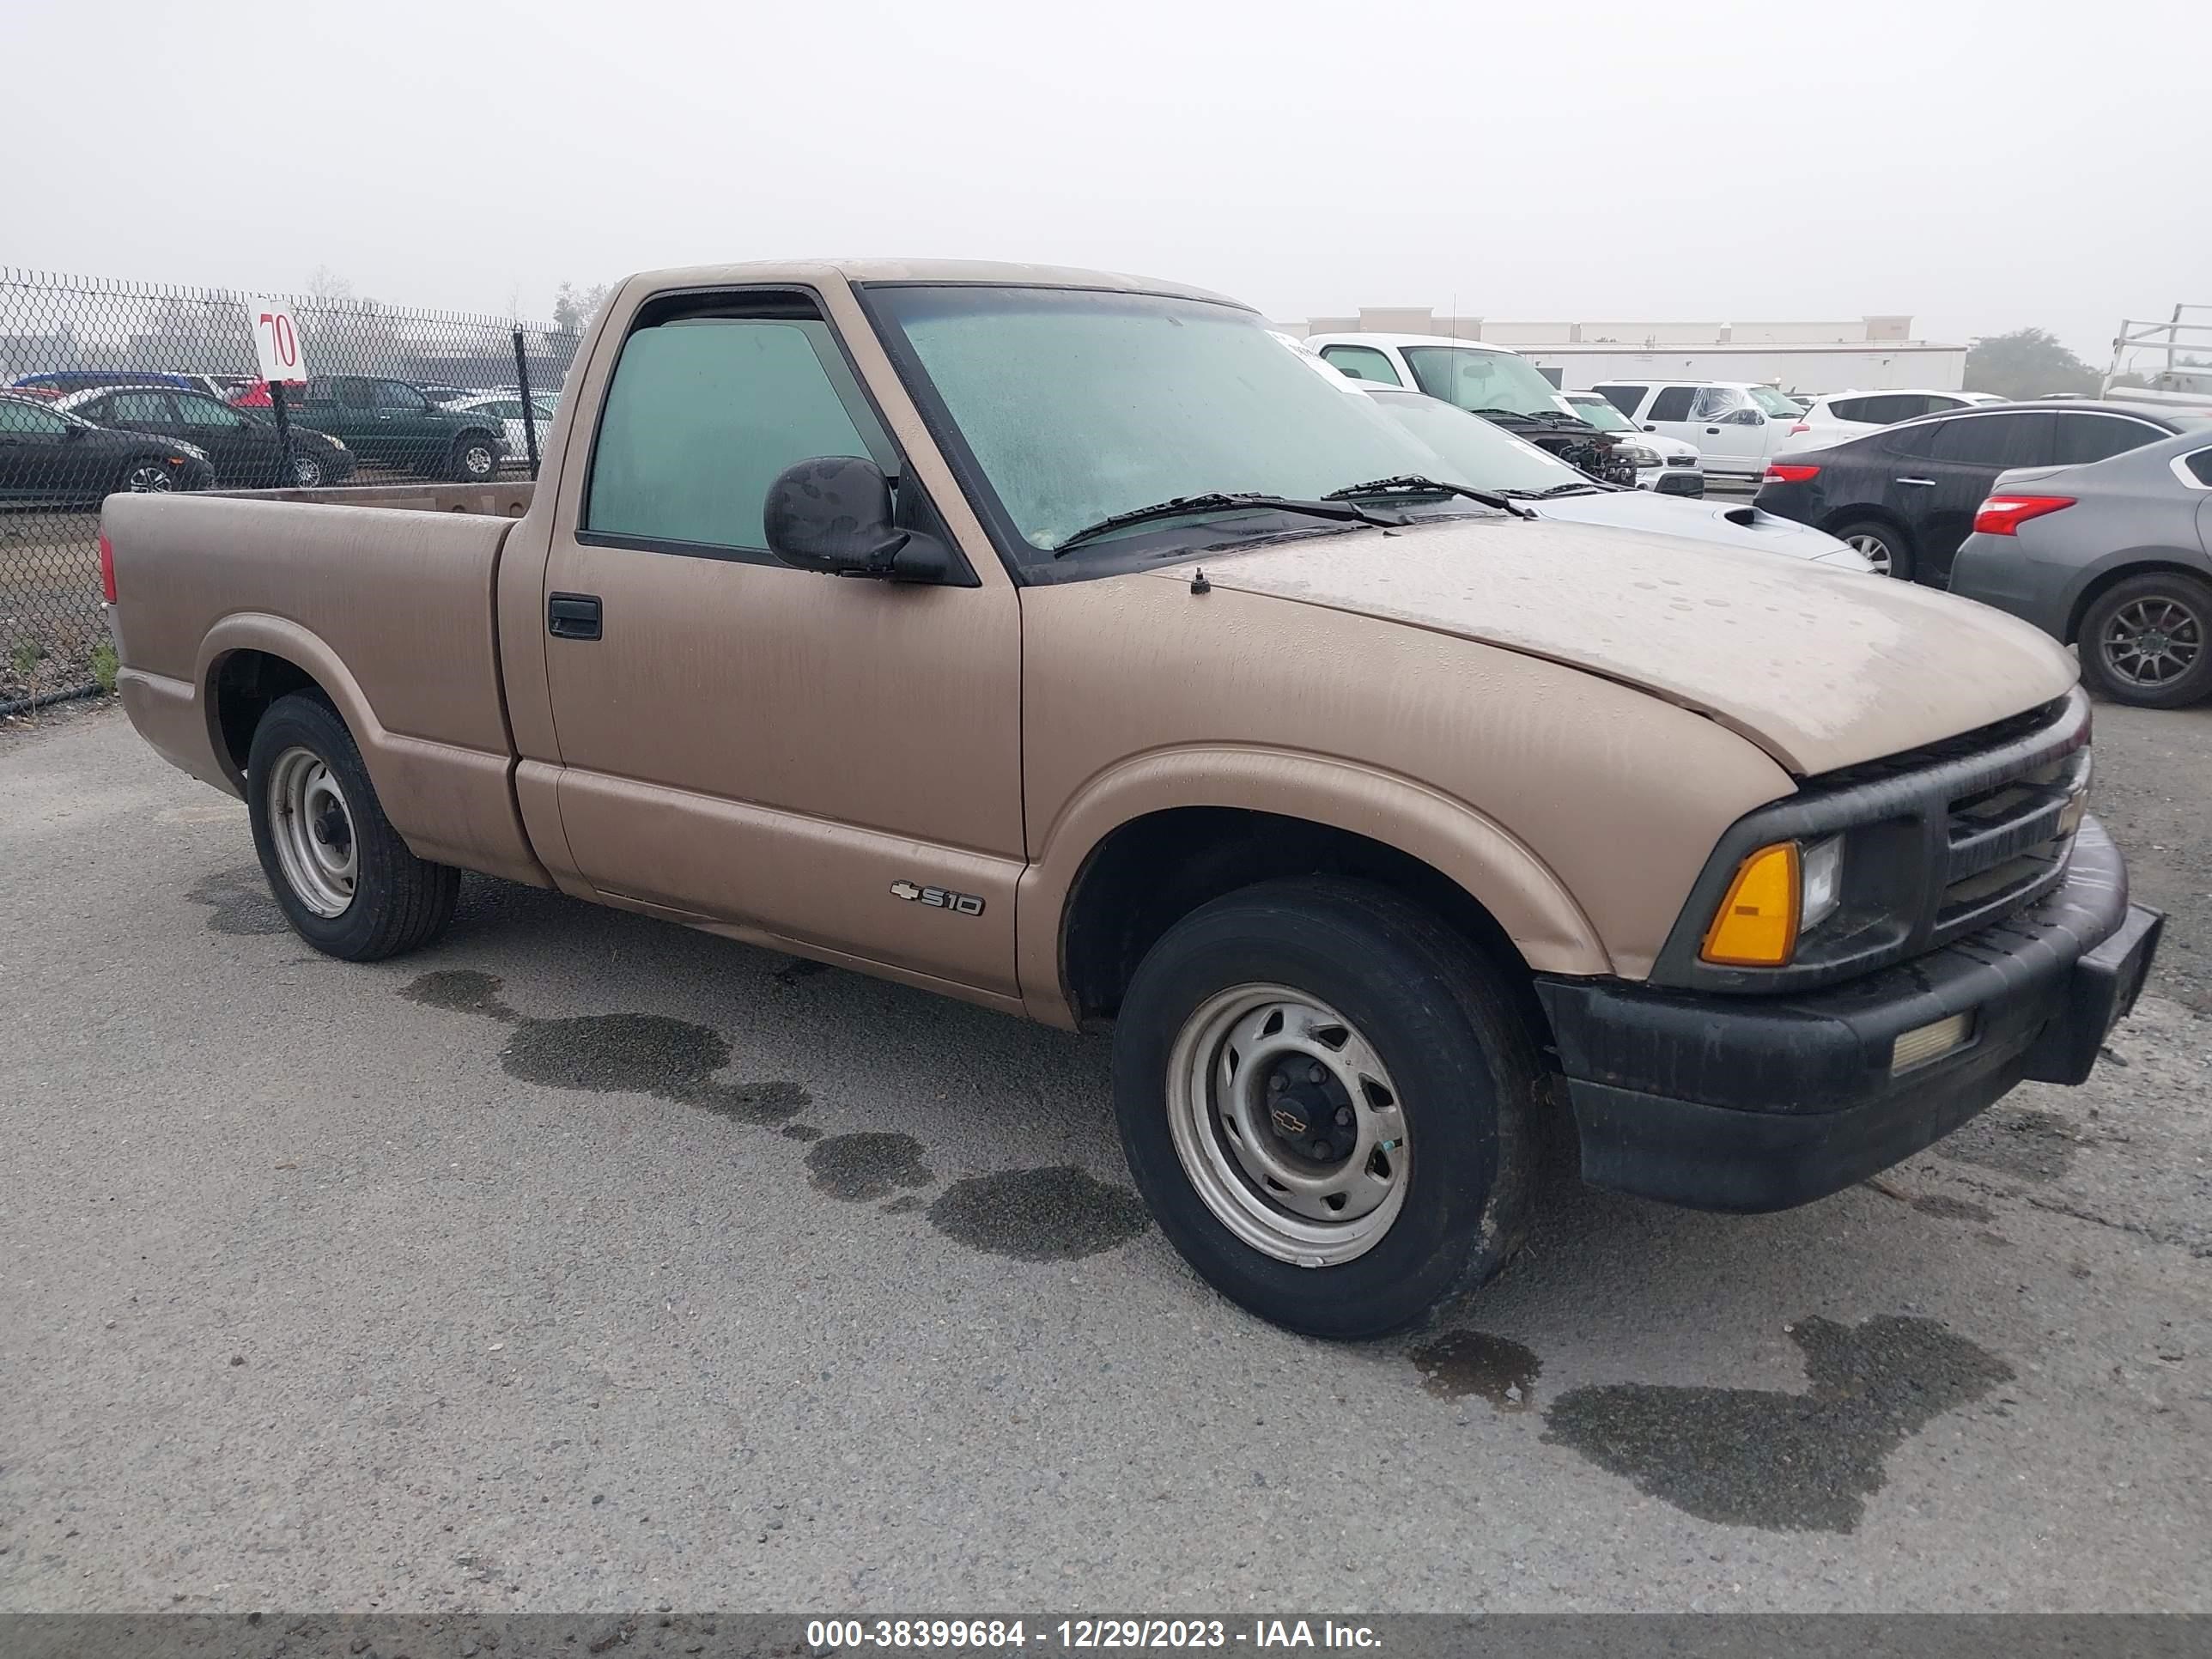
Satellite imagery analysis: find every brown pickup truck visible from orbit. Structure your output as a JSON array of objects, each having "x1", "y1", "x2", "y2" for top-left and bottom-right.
[{"x1": 102, "y1": 260, "x2": 2161, "y2": 1338}]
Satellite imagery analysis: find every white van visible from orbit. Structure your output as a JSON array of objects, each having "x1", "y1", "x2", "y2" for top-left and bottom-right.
[{"x1": 1585, "y1": 380, "x2": 1808, "y2": 482}]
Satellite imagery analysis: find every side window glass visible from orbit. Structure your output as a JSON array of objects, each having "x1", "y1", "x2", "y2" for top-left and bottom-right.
[
  {"x1": 2051, "y1": 415, "x2": 2160, "y2": 466},
  {"x1": 1592, "y1": 384, "x2": 1644, "y2": 417},
  {"x1": 1826, "y1": 396, "x2": 1874, "y2": 422},
  {"x1": 1316, "y1": 345, "x2": 1403, "y2": 386},
  {"x1": 1929, "y1": 414, "x2": 2033, "y2": 466},
  {"x1": 338, "y1": 380, "x2": 374, "y2": 410},
  {"x1": 2187, "y1": 449, "x2": 2212, "y2": 488},
  {"x1": 1690, "y1": 386, "x2": 1746, "y2": 420},
  {"x1": 586, "y1": 310, "x2": 896, "y2": 556},
  {"x1": 0, "y1": 400, "x2": 69, "y2": 435},
  {"x1": 111, "y1": 391, "x2": 177, "y2": 423},
  {"x1": 375, "y1": 381, "x2": 429, "y2": 412},
  {"x1": 1646, "y1": 386, "x2": 1697, "y2": 422},
  {"x1": 176, "y1": 395, "x2": 240, "y2": 428}
]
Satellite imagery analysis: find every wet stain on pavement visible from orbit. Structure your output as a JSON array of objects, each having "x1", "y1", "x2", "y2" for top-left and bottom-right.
[
  {"x1": 1543, "y1": 1315, "x2": 2014, "y2": 1534},
  {"x1": 398, "y1": 972, "x2": 811, "y2": 1126},
  {"x1": 401, "y1": 969, "x2": 520, "y2": 1023},
  {"x1": 879, "y1": 1194, "x2": 925, "y2": 1215},
  {"x1": 500, "y1": 1014, "x2": 810, "y2": 1123},
  {"x1": 774, "y1": 957, "x2": 832, "y2": 986},
  {"x1": 928, "y1": 1166, "x2": 1151, "y2": 1261},
  {"x1": 806, "y1": 1133, "x2": 934, "y2": 1202},
  {"x1": 188, "y1": 866, "x2": 287, "y2": 936},
  {"x1": 1409, "y1": 1330, "x2": 1540, "y2": 1412},
  {"x1": 1937, "y1": 1107, "x2": 2078, "y2": 1180}
]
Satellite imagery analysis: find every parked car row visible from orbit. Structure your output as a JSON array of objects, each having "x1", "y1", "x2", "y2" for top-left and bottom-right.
[
  {"x1": 0, "y1": 392, "x2": 217, "y2": 502},
  {"x1": 1753, "y1": 399, "x2": 2212, "y2": 707}
]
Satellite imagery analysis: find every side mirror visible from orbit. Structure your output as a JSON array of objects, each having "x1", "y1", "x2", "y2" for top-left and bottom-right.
[{"x1": 763, "y1": 456, "x2": 951, "y2": 582}]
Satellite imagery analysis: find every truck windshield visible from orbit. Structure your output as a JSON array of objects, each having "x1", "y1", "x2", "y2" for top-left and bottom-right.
[
  {"x1": 1399, "y1": 345, "x2": 1571, "y2": 421},
  {"x1": 868, "y1": 286, "x2": 1450, "y2": 556},
  {"x1": 1365, "y1": 393, "x2": 1595, "y2": 495}
]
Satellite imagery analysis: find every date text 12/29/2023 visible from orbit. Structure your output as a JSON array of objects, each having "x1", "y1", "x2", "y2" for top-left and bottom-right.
[{"x1": 805, "y1": 1620, "x2": 1384, "y2": 1650}]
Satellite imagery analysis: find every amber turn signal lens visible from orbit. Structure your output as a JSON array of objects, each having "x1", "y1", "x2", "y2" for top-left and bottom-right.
[{"x1": 1700, "y1": 842, "x2": 1802, "y2": 967}]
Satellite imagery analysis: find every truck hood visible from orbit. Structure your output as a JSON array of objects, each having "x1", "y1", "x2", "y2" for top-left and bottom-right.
[
  {"x1": 1526, "y1": 490, "x2": 1865, "y2": 564},
  {"x1": 1175, "y1": 517, "x2": 2078, "y2": 775}
]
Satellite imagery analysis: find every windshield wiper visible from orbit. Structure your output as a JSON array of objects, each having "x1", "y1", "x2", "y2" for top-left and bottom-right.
[
  {"x1": 1536, "y1": 480, "x2": 1608, "y2": 496},
  {"x1": 1052, "y1": 492, "x2": 1398, "y2": 556},
  {"x1": 1464, "y1": 405, "x2": 1587, "y2": 428},
  {"x1": 1324, "y1": 474, "x2": 1532, "y2": 520}
]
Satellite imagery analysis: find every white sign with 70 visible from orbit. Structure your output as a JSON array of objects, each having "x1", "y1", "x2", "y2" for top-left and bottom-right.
[{"x1": 249, "y1": 298, "x2": 307, "y2": 384}]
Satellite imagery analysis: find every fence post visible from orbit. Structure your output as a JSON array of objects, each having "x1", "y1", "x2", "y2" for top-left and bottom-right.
[
  {"x1": 269, "y1": 378, "x2": 295, "y2": 488},
  {"x1": 512, "y1": 327, "x2": 541, "y2": 480}
]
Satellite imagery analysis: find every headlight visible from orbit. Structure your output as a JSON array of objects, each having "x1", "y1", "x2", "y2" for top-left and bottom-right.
[
  {"x1": 1621, "y1": 444, "x2": 1661, "y2": 467},
  {"x1": 173, "y1": 441, "x2": 209, "y2": 460},
  {"x1": 323, "y1": 433, "x2": 347, "y2": 448},
  {"x1": 1699, "y1": 834, "x2": 1845, "y2": 967}
]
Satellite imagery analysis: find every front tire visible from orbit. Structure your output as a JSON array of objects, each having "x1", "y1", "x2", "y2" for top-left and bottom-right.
[
  {"x1": 118, "y1": 459, "x2": 177, "y2": 494},
  {"x1": 2077, "y1": 572, "x2": 2212, "y2": 708},
  {"x1": 447, "y1": 434, "x2": 498, "y2": 483},
  {"x1": 1832, "y1": 518, "x2": 1913, "y2": 580},
  {"x1": 246, "y1": 691, "x2": 459, "y2": 960},
  {"x1": 1111, "y1": 878, "x2": 1541, "y2": 1340},
  {"x1": 289, "y1": 450, "x2": 326, "y2": 489}
]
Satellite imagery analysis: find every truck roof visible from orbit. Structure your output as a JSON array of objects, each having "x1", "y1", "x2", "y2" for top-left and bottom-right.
[{"x1": 618, "y1": 258, "x2": 1247, "y2": 308}]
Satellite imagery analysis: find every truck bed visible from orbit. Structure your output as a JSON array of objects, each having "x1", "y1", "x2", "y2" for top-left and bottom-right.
[{"x1": 101, "y1": 486, "x2": 544, "y2": 885}]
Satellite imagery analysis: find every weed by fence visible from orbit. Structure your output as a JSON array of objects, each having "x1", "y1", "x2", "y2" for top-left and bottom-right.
[{"x1": 1, "y1": 269, "x2": 580, "y2": 703}]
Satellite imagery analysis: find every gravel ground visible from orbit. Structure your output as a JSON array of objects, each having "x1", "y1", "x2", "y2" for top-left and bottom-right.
[{"x1": 1, "y1": 704, "x2": 2207, "y2": 1614}]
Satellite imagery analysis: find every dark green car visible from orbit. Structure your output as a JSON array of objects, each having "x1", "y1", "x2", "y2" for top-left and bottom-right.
[{"x1": 290, "y1": 376, "x2": 506, "y2": 481}]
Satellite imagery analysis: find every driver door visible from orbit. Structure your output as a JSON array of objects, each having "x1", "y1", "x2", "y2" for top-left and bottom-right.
[
  {"x1": 1687, "y1": 386, "x2": 1768, "y2": 474},
  {"x1": 538, "y1": 290, "x2": 1024, "y2": 997}
]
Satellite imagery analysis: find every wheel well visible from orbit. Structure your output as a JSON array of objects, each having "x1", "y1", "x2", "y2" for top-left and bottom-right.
[
  {"x1": 1820, "y1": 505, "x2": 1911, "y2": 546},
  {"x1": 2063, "y1": 561, "x2": 2212, "y2": 645},
  {"x1": 211, "y1": 650, "x2": 323, "y2": 775},
  {"x1": 1060, "y1": 807, "x2": 1549, "y2": 1042}
]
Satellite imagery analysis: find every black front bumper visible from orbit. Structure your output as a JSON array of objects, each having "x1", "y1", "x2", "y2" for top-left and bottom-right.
[{"x1": 1533, "y1": 817, "x2": 2160, "y2": 1212}]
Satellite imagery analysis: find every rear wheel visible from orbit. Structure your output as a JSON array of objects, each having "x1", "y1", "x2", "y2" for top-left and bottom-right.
[
  {"x1": 447, "y1": 434, "x2": 498, "y2": 483},
  {"x1": 246, "y1": 691, "x2": 459, "y2": 960},
  {"x1": 1832, "y1": 519, "x2": 1913, "y2": 580},
  {"x1": 2078, "y1": 572, "x2": 2212, "y2": 708},
  {"x1": 1111, "y1": 878, "x2": 1541, "y2": 1340}
]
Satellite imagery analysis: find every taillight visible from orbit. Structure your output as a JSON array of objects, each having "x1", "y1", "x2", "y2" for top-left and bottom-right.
[
  {"x1": 1972, "y1": 495, "x2": 2075, "y2": 536},
  {"x1": 1765, "y1": 463, "x2": 1821, "y2": 483},
  {"x1": 1788, "y1": 422, "x2": 1809, "y2": 434},
  {"x1": 98, "y1": 531, "x2": 117, "y2": 604}
]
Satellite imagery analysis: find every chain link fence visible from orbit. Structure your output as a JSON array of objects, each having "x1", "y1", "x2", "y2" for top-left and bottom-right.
[{"x1": 1, "y1": 269, "x2": 584, "y2": 709}]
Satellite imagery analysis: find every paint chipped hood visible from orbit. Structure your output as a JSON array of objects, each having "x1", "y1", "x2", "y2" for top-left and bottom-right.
[{"x1": 1180, "y1": 517, "x2": 2079, "y2": 776}]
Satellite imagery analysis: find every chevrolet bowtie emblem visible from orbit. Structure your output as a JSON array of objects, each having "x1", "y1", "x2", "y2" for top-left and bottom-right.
[
  {"x1": 1271, "y1": 1107, "x2": 1309, "y2": 1138},
  {"x1": 889, "y1": 881, "x2": 921, "y2": 900}
]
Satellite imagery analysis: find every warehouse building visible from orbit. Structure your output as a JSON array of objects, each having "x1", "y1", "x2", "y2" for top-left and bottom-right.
[{"x1": 1283, "y1": 309, "x2": 1966, "y2": 396}]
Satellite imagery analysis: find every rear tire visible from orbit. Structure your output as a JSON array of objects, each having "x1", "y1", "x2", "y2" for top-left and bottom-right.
[
  {"x1": 1111, "y1": 878, "x2": 1541, "y2": 1340},
  {"x1": 2077, "y1": 572, "x2": 2212, "y2": 708},
  {"x1": 1832, "y1": 519, "x2": 1913, "y2": 580},
  {"x1": 447, "y1": 434, "x2": 498, "y2": 483},
  {"x1": 246, "y1": 691, "x2": 459, "y2": 960}
]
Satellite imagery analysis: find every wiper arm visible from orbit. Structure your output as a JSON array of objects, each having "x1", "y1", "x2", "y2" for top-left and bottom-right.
[
  {"x1": 1324, "y1": 473, "x2": 1532, "y2": 520},
  {"x1": 1052, "y1": 491, "x2": 1397, "y2": 556},
  {"x1": 1537, "y1": 480, "x2": 1608, "y2": 496}
]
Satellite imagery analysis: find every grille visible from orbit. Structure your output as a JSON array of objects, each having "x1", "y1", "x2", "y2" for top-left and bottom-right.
[
  {"x1": 1933, "y1": 748, "x2": 2087, "y2": 939},
  {"x1": 1817, "y1": 696, "x2": 2071, "y2": 791}
]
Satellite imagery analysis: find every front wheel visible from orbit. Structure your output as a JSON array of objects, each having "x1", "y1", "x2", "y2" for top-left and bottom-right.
[
  {"x1": 447, "y1": 434, "x2": 498, "y2": 482},
  {"x1": 289, "y1": 450, "x2": 326, "y2": 488},
  {"x1": 246, "y1": 691, "x2": 459, "y2": 960},
  {"x1": 1111, "y1": 878, "x2": 1541, "y2": 1340},
  {"x1": 1831, "y1": 519, "x2": 1914, "y2": 580},
  {"x1": 118, "y1": 459, "x2": 177, "y2": 493},
  {"x1": 2077, "y1": 572, "x2": 2212, "y2": 708}
]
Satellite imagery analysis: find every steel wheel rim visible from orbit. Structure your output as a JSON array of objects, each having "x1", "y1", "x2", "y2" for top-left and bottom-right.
[
  {"x1": 266, "y1": 745, "x2": 356, "y2": 917},
  {"x1": 2101, "y1": 597, "x2": 2203, "y2": 687},
  {"x1": 1165, "y1": 984, "x2": 1410, "y2": 1267},
  {"x1": 125, "y1": 464, "x2": 172, "y2": 492},
  {"x1": 1846, "y1": 532, "x2": 1893, "y2": 575}
]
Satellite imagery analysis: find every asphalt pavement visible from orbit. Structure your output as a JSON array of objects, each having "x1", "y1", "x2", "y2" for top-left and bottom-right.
[{"x1": 3, "y1": 704, "x2": 2208, "y2": 1613}]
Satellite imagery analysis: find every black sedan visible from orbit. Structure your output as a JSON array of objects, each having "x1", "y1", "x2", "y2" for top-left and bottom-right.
[
  {"x1": 57, "y1": 386, "x2": 356, "y2": 489},
  {"x1": 0, "y1": 393, "x2": 216, "y2": 505},
  {"x1": 1752, "y1": 399, "x2": 2210, "y2": 585}
]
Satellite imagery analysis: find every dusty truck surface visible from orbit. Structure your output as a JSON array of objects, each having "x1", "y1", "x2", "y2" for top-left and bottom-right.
[{"x1": 102, "y1": 259, "x2": 2161, "y2": 1339}]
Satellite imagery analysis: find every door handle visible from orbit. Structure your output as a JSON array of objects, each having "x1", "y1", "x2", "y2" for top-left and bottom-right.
[
  {"x1": 548, "y1": 592, "x2": 602, "y2": 641},
  {"x1": 1705, "y1": 427, "x2": 1723, "y2": 434},
  {"x1": 1894, "y1": 477, "x2": 1936, "y2": 487}
]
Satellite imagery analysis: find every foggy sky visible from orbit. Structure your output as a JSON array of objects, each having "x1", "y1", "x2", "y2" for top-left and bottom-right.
[{"x1": 5, "y1": 0, "x2": 2202, "y2": 368}]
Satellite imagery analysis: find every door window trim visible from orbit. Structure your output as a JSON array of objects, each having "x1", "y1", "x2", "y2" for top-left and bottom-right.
[
  {"x1": 574, "y1": 282, "x2": 973, "y2": 584},
  {"x1": 2172, "y1": 447, "x2": 2212, "y2": 491}
]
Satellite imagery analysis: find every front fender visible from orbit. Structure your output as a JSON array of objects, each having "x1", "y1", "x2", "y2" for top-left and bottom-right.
[{"x1": 1016, "y1": 744, "x2": 1610, "y2": 1027}]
